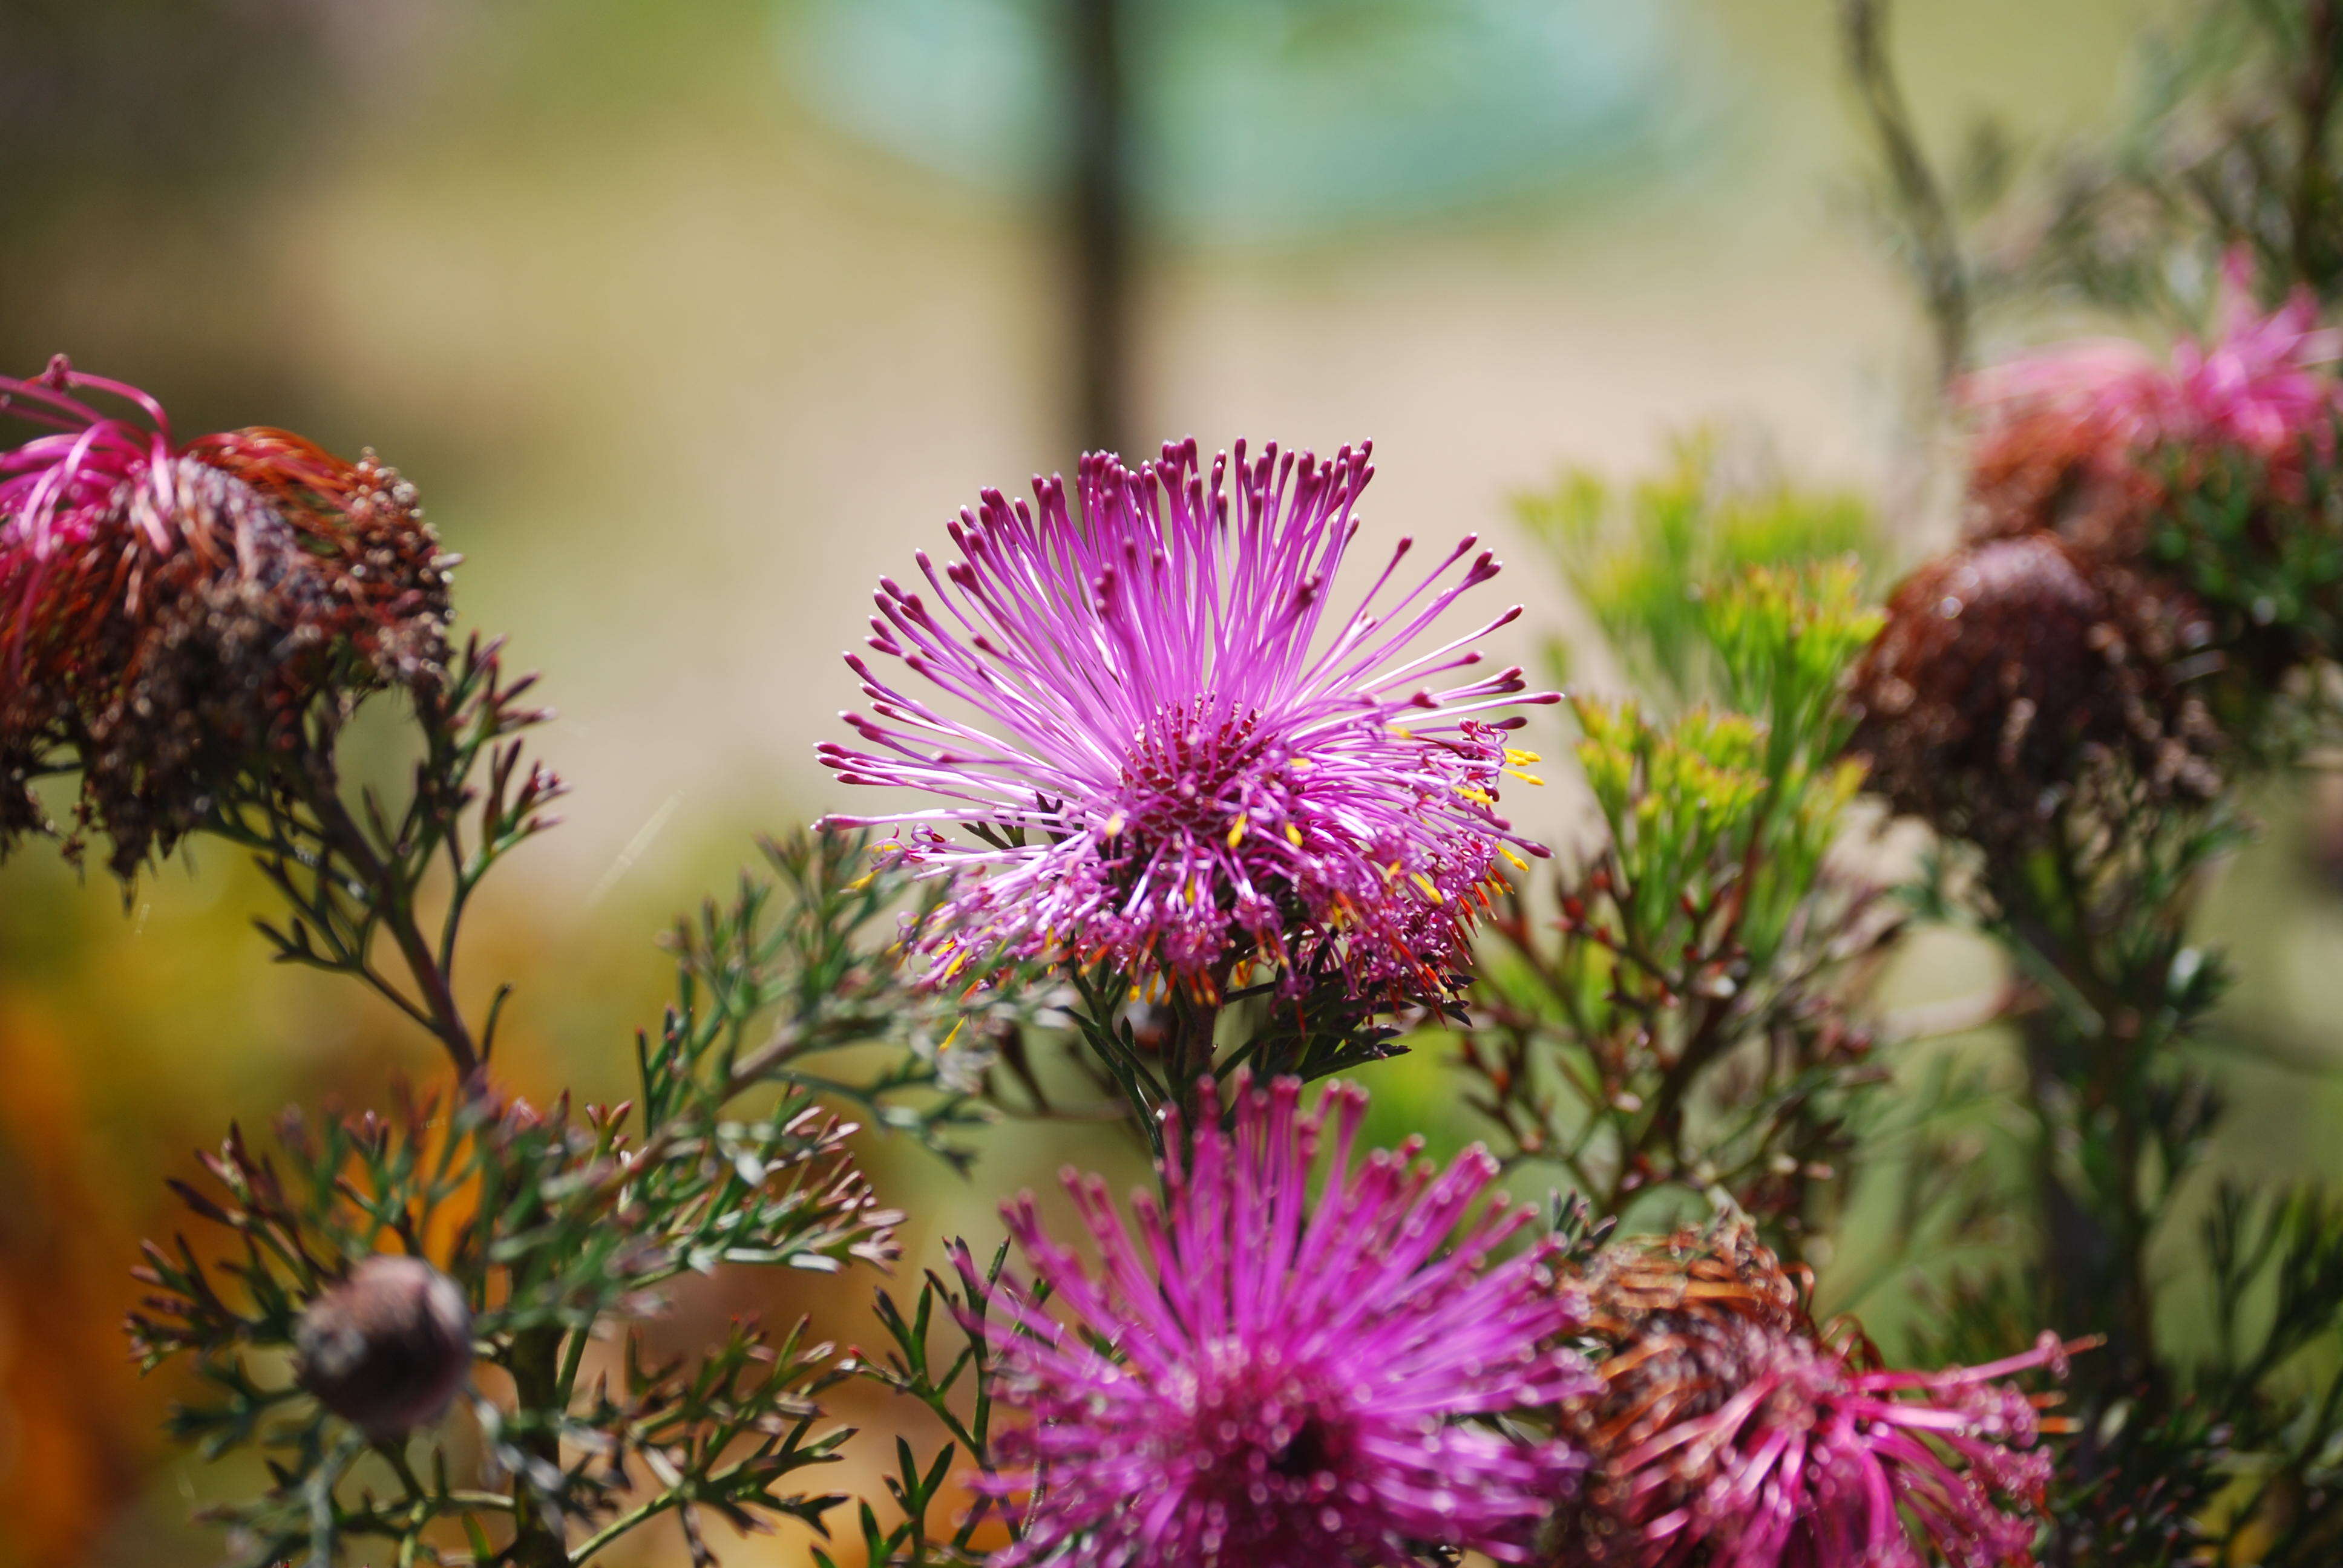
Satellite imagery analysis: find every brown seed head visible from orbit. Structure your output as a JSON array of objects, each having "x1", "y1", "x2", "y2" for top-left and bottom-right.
[
  {"x1": 1968, "y1": 398, "x2": 2167, "y2": 557},
  {"x1": 1846, "y1": 532, "x2": 2220, "y2": 854}
]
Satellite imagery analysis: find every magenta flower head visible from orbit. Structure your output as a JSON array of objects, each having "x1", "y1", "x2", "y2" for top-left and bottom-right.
[
  {"x1": 817, "y1": 437, "x2": 1556, "y2": 998},
  {"x1": 1967, "y1": 250, "x2": 2341, "y2": 463},
  {"x1": 1554, "y1": 1225, "x2": 2066, "y2": 1568},
  {"x1": 965, "y1": 1073, "x2": 1593, "y2": 1568}
]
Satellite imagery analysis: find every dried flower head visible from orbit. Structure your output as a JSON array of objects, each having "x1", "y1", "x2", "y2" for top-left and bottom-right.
[
  {"x1": 0, "y1": 357, "x2": 453, "y2": 872},
  {"x1": 294, "y1": 1254, "x2": 474, "y2": 1443},
  {"x1": 968, "y1": 1073, "x2": 1593, "y2": 1567},
  {"x1": 818, "y1": 437, "x2": 1556, "y2": 998},
  {"x1": 1846, "y1": 532, "x2": 2219, "y2": 851},
  {"x1": 1550, "y1": 1223, "x2": 2066, "y2": 1568}
]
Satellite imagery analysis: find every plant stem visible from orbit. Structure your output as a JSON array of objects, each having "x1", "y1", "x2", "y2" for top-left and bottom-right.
[
  {"x1": 2291, "y1": 0, "x2": 2341, "y2": 290},
  {"x1": 1165, "y1": 988, "x2": 1221, "y2": 1127},
  {"x1": 1840, "y1": 0, "x2": 1971, "y2": 389},
  {"x1": 507, "y1": 1324, "x2": 569, "y2": 1566},
  {"x1": 297, "y1": 755, "x2": 482, "y2": 1080},
  {"x1": 1066, "y1": 0, "x2": 1132, "y2": 453}
]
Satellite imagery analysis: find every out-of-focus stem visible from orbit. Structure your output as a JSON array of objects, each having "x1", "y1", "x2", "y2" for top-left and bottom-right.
[
  {"x1": 1066, "y1": 0, "x2": 1132, "y2": 455},
  {"x1": 2004, "y1": 823, "x2": 2165, "y2": 1397},
  {"x1": 1840, "y1": 0, "x2": 1971, "y2": 390},
  {"x1": 2292, "y1": 0, "x2": 2341, "y2": 290},
  {"x1": 508, "y1": 1324, "x2": 569, "y2": 1566}
]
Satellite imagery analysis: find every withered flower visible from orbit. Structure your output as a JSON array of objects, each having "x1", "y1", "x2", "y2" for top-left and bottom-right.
[
  {"x1": 1550, "y1": 1223, "x2": 2067, "y2": 1568},
  {"x1": 1846, "y1": 532, "x2": 2218, "y2": 853},
  {"x1": 0, "y1": 357, "x2": 452, "y2": 873}
]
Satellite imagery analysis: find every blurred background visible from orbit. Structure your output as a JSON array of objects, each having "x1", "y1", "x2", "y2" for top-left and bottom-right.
[{"x1": 11, "y1": 0, "x2": 2337, "y2": 1563}]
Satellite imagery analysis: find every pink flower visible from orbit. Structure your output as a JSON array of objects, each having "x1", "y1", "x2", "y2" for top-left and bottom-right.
[
  {"x1": 818, "y1": 437, "x2": 1555, "y2": 997},
  {"x1": 1967, "y1": 250, "x2": 2342, "y2": 467},
  {"x1": 965, "y1": 1074, "x2": 1592, "y2": 1567}
]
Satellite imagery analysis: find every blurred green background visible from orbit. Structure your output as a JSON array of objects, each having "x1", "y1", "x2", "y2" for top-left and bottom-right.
[{"x1": 12, "y1": 1, "x2": 2330, "y2": 1563}]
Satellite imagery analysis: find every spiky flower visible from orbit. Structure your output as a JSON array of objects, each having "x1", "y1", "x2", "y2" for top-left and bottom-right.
[
  {"x1": 1846, "y1": 532, "x2": 2219, "y2": 852},
  {"x1": 1549, "y1": 1224, "x2": 2066, "y2": 1568},
  {"x1": 967, "y1": 1073, "x2": 1591, "y2": 1567},
  {"x1": 0, "y1": 356, "x2": 451, "y2": 871},
  {"x1": 818, "y1": 438, "x2": 1555, "y2": 997}
]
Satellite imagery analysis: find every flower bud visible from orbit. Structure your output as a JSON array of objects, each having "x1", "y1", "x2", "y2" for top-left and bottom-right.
[{"x1": 295, "y1": 1255, "x2": 473, "y2": 1442}]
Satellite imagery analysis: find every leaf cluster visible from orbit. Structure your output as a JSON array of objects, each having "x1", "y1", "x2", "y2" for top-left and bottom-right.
[
  {"x1": 1460, "y1": 565, "x2": 1895, "y2": 1250},
  {"x1": 813, "y1": 1241, "x2": 1037, "y2": 1568},
  {"x1": 1514, "y1": 432, "x2": 1883, "y2": 701},
  {"x1": 211, "y1": 635, "x2": 565, "y2": 1078},
  {"x1": 122, "y1": 826, "x2": 1020, "y2": 1566}
]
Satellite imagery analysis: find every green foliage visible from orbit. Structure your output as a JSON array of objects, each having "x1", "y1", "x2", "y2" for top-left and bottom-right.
[
  {"x1": 1460, "y1": 563, "x2": 1893, "y2": 1251},
  {"x1": 1039, "y1": 946, "x2": 1450, "y2": 1161},
  {"x1": 643, "y1": 829, "x2": 1049, "y2": 1172},
  {"x1": 209, "y1": 635, "x2": 564, "y2": 1079},
  {"x1": 1700, "y1": 563, "x2": 1883, "y2": 771},
  {"x1": 126, "y1": 828, "x2": 1020, "y2": 1566},
  {"x1": 813, "y1": 1241, "x2": 1035, "y2": 1568},
  {"x1": 1514, "y1": 433, "x2": 1883, "y2": 701},
  {"x1": 2149, "y1": 434, "x2": 2343, "y2": 748},
  {"x1": 128, "y1": 1084, "x2": 883, "y2": 1566},
  {"x1": 2017, "y1": 1183, "x2": 2343, "y2": 1567},
  {"x1": 1962, "y1": 0, "x2": 2343, "y2": 329}
]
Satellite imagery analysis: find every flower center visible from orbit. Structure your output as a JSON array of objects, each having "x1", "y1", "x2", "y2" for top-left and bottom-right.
[
  {"x1": 1110, "y1": 694, "x2": 1294, "y2": 844},
  {"x1": 1176, "y1": 1347, "x2": 1354, "y2": 1503},
  {"x1": 1265, "y1": 1414, "x2": 1333, "y2": 1480}
]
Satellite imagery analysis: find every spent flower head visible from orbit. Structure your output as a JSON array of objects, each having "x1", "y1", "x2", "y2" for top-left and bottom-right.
[
  {"x1": 818, "y1": 437, "x2": 1555, "y2": 999},
  {"x1": 966, "y1": 1073, "x2": 1593, "y2": 1568},
  {"x1": 1846, "y1": 532, "x2": 2220, "y2": 854},
  {"x1": 1550, "y1": 1223, "x2": 2067, "y2": 1568},
  {"x1": 0, "y1": 356, "x2": 451, "y2": 872}
]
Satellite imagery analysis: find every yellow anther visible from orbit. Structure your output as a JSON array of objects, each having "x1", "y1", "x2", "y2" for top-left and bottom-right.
[
  {"x1": 1499, "y1": 844, "x2": 1529, "y2": 870},
  {"x1": 1504, "y1": 768, "x2": 1547, "y2": 786},
  {"x1": 939, "y1": 1019, "x2": 965, "y2": 1053},
  {"x1": 1227, "y1": 812, "x2": 1248, "y2": 849},
  {"x1": 1505, "y1": 748, "x2": 1542, "y2": 766},
  {"x1": 1285, "y1": 823, "x2": 1305, "y2": 847},
  {"x1": 1411, "y1": 872, "x2": 1446, "y2": 903},
  {"x1": 845, "y1": 871, "x2": 876, "y2": 893},
  {"x1": 1101, "y1": 812, "x2": 1126, "y2": 838},
  {"x1": 1456, "y1": 786, "x2": 1494, "y2": 805}
]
